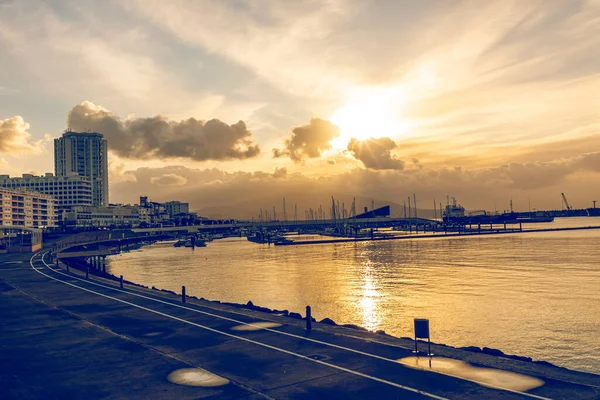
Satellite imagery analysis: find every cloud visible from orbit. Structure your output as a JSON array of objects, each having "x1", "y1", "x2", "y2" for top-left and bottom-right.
[
  {"x1": 274, "y1": 118, "x2": 340, "y2": 162},
  {"x1": 67, "y1": 101, "x2": 260, "y2": 161},
  {"x1": 150, "y1": 173, "x2": 188, "y2": 186},
  {"x1": 347, "y1": 137, "x2": 404, "y2": 170},
  {"x1": 0, "y1": 116, "x2": 44, "y2": 155},
  {"x1": 272, "y1": 167, "x2": 288, "y2": 179},
  {"x1": 110, "y1": 151, "x2": 600, "y2": 218}
]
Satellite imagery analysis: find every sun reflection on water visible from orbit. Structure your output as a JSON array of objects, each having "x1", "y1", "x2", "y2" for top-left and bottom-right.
[{"x1": 359, "y1": 264, "x2": 383, "y2": 331}]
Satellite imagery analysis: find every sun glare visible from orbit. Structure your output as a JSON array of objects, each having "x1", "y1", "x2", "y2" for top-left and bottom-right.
[{"x1": 329, "y1": 86, "x2": 410, "y2": 151}]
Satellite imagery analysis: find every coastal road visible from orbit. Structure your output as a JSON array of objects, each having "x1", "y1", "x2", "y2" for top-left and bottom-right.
[{"x1": 1, "y1": 250, "x2": 598, "y2": 399}]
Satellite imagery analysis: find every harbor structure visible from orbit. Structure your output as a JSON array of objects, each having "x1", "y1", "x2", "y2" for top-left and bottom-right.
[{"x1": 54, "y1": 131, "x2": 108, "y2": 206}]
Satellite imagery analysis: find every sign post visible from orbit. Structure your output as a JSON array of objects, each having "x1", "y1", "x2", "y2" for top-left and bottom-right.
[{"x1": 413, "y1": 318, "x2": 432, "y2": 356}]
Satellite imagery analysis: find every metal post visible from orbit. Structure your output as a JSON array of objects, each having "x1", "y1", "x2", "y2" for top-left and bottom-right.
[
  {"x1": 182, "y1": 286, "x2": 186, "y2": 303},
  {"x1": 120, "y1": 275, "x2": 123, "y2": 289},
  {"x1": 66, "y1": 263, "x2": 69, "y2": 272},
  {"x1": 306, "y1": 305, "x2": 312, "y2": 331}
]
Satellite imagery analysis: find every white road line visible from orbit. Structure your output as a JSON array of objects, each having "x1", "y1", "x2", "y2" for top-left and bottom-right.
[
  {"x1": 40, "y1": 252, "x2": 554, "y2": 400},
  {"x1": 30, "y1": 253, "x2": 448, "y2": 400}
]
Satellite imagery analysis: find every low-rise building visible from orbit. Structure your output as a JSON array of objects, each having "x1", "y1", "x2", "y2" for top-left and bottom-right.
[
  {"x1": 165, "y1": 201, "x2": 189, "y2": 217},
  {"x1": 0, "y1": 187, "x2": 57, "y2": 228},
  {"x1": 0, "y1": 173, "x2": 92, "y2": 215},
  {"x1": 63, "y1": 205, "x2": 140, "y2": 228}
]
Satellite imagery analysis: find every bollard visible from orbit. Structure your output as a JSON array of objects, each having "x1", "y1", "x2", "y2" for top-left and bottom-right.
[
  {"x1": 306, "y1": 305, "x2": 312, "y2": 331},
  {"x1": 120, "y1": 275, "x2": 123, "y2": 289},
  {"x1": 182, "y1": 286, "x2": 186, "y2": 304},
  {"x1": 66, "y1": 263, "x2": 69, "y2": 272},
  {"x1": 86, "y1": 267, "x2": 89, "y2": 279}
]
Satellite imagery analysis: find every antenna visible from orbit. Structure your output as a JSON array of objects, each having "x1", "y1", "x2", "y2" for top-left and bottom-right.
[
  {"x1": 433, "y1": 199, "x2": 437, "y2": 220},
  {"x1": 283, "y1": 197, "x2": 287, "y2": 222},
  {"x1": 413, "y1": 193, "x2": 417, "y2": 218}
]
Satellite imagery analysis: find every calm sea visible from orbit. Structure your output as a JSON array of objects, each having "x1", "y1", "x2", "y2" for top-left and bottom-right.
[{"x1": 107, "y1": 217, "x2": 600, "y2": 374}]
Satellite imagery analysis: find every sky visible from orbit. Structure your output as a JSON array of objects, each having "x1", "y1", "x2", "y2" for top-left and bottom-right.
[{"x1": 1, "y1": 0, "x2": 599, "y2": 216}]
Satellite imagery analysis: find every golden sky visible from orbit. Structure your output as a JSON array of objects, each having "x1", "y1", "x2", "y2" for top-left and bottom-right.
[{"x1": 1, "y1": 0, "x2": 599, "y2": 213}]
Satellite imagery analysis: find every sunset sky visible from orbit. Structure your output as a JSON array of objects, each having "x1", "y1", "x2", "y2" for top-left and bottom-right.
[{"x1": 1, "y1": 0, "x2": 599, "y2": 215}]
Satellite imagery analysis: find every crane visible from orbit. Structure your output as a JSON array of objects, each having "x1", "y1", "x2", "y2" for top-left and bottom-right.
[{"x1": 561, "y1": 193, "x2": 572, "y2": 211}]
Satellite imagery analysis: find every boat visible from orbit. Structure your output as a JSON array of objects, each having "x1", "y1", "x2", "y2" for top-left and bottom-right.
[
  {"x1": 587, "y1": 207, "x2": 600, "y2": 217},
  {"x1": 515, "y1": 215, "x2": 554, "y2": 223}
]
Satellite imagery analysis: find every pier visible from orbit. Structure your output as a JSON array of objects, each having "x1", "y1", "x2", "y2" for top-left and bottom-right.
[{"x1": 276, "y1": 225, "x2": 600, "y2": 246}]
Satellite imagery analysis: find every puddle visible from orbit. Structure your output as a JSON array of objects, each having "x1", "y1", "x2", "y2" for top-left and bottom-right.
[
  {"x1": 230, "y1": 322, "x2": 282, "y2": 331},
  {"x1": 143, "y1": 332, "x2": 163, "y2": 337},
  {"x1": 167, "y1": 368, "x2": 229, "y2": 387},
  {"x1": 398, "y1": 356, "x2": 544, "y2": 392}
]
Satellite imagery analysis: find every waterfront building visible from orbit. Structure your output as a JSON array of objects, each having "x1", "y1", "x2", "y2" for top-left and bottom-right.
[
  {"x1": 54, "y1": 131, "x2": 108, "y2": 206},
  {"x1": 0, "y1": 187, "x2": 56, "y2": 228},
  {"x1": 165, "y1": 201, "x2": 189, "y2": 217},
  {"x1": 0, "y1": 173, "x2": 93, "y2": 215},
  {"x1": 62, "y1": 204, "x2": 140, "y2": 228}
]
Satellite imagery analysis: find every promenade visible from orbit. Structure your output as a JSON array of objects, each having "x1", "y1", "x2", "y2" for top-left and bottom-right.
[{"x1": 1, "y1": 248, "x2": 599, "y2": 399}]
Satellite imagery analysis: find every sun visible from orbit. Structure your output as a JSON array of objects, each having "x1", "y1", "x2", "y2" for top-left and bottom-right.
[{"x1": 328, "y1": 85, "x2": 410, "y2": 151}]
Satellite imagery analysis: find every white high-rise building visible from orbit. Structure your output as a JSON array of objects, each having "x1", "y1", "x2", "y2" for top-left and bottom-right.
[
  {"x1": 0, "y1": 173, "x2": 93, "y2": 214},
  {"x1": 54, "y1": 131, "x2": 108, "y2": 206}
]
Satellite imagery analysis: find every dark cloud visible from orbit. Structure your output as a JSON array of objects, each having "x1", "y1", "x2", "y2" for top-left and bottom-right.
[
  {"x1": 67, "y1": 101, "x2": 260, "y2": 161},
  {"x1": 347, "y1": 137, "x2": 404, "y2": 170},
  {"x1": 0, "y1": 116, "x2": 42, "y2": 154},
  {"x1": 273, "y1": 118, "x2": 339, "y2": 162}
]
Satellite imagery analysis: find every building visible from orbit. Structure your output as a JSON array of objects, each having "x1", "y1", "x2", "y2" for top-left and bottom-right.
[
  {"x1": 0, "y1": 187, "x2": 57, "y2": 228},
  {"x1": 54, "y1": 131, "x2": 108, "y2": 206},
  {"x1": 63, "y1": 205, "x2": 141, "y2": 228},
  {"x1": 0, "y1": 173, "x2": 93, "y2": 215},
  {"x1": 164, "y1": 201, "x2": 189, "y2": 217}
]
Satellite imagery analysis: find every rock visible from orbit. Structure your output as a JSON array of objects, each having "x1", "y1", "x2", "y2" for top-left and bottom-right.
[
  {"x1": 482, "y1": 347, "x2": 505, "y2": 356},
  {"x1": 273, "y1": 309, "x2": 289, "y2": 316},
  {"x1": 289, "y1": 312, "x2": 303, "y2": 319},
  {"x1": 319, "y1": 318, "x2": 337, "y2": 325},
  {"x1": 375, "y1": 330, "x2": 388, "y2": 335},
  {"x1": 341, "y1": 324, "x2": 367, "y2": 331},
  {"x1": 460, "y1": 346, "x2": 483, "y2": 353}
]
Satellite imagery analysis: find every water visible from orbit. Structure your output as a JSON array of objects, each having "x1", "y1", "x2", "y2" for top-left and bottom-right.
[{"x1": 107, "y1": 217, "x2": 600, "y2": 374}]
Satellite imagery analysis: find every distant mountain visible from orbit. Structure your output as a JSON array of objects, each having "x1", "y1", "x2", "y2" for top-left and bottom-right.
[{"x1": 196, "y1": 191, "x2": 438, "y2": 220}]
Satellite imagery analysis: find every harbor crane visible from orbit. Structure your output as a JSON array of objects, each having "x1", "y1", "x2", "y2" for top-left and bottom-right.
[{"x1": 561, "y1": 193, "x2": 573, "y2": 211}]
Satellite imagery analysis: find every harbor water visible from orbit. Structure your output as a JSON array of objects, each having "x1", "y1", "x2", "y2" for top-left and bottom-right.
[{"x1": 107, "y1": 217, "x2": 600, "y2": 374}]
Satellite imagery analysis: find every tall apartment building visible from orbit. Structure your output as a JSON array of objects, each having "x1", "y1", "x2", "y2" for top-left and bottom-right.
[
  {"x1": 0, "y1": 173, "x2": 92, "y2": 214},
  {"x1": 0, "y1": 187, "x2": 57, "y2": 228},
  {"x1": 54, "y1": 131, "x2": 108, "y2": 206}
]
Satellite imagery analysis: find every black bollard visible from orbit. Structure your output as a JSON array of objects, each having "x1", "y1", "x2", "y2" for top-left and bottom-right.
[
  {"x1": 66, "y1": 263, "x2": 69, "y2": 272},
  {"x1": 120, "y1": 275, "x2": 123, "y2": 289},
  {"x1": 182, "y1": 286, "x2": 186, "y2": 304},
  {"x1": 306, "y1": 305, "x2": 312, "y2": 331}
]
